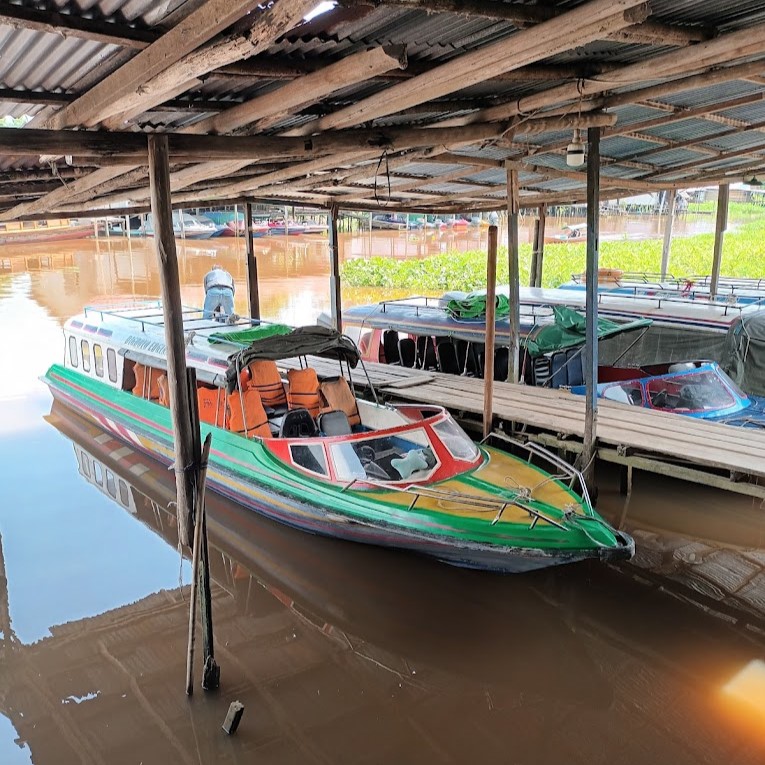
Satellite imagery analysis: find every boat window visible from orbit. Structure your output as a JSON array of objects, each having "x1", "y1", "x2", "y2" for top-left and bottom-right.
[
  {"x1": 78, "y1": 450, "x2": 90, "y2": 478},
  {"x1": 107, "y1": 348, "x2": 118, "y2": 382},
  {"x1": 290, "y1": 444, "x2": 328, "y2": 476},
  {"x1": 93, "y1": 344, "x2": 104, "y2": 377},
  {"x1": 93, "y1": 462, "x2": 103, "y2": 486},
  {"x1": 602, "y1": 381, "x2": 643, "y2": 406},
  {"x1": 81, "y1": 339, "x2": 91, "y2": 372},
  {"x1": 69, "y1": 335, "x2": 78, "y2": 368},
  {"x1": 330, "y1": 429, "x2": 437, "y2": 482},
  {"x1": 646, "y1": 370, "x2": 735, "y2": 412},
  {"x1": 118, "y1": 480, "x2": 130, "y2": 507},
  {"x1": 105, "y1": 469, "x2": 117, "y2": 499},
  {"x1": 432, "y1": 417, "x2": 479, "y2": 461}
]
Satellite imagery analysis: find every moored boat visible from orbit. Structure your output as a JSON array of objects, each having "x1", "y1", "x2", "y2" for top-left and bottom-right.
[
  {"x1": 570, "y1": 360, "x2": 765, "y2": 428},
  {"x1": 0, "y1": 218, "x2": 93, "y2": 244},
  {"x1": 42, "y1": 304, "x2": 633, "y2": 573},
  {"x1": 141, "y1": 211, "x2": 218, "y2": 239}
]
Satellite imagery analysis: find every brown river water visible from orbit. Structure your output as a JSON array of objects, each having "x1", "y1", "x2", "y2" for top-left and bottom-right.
[{"x1": 1, "y1": 223, "x2": 765, "y2": 764}]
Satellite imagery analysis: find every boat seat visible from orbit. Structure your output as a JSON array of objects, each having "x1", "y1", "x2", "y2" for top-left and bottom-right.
[
  {"x1": 382, "y1": 330, "x2": 401, "y2": 365},
  {"x1": 227, "y1": 388, "x2": 271, "y2": 439},
  {"x1": 279, "y1": 408, "x2": 317, "y2": 438},
  {"x1": 287, "y1": 367, "x2": 321, "y2": 417},
  {"x1": 319, "y1": 376, "x2": 361, "y2": 427},
  {"x1": 436, "y1": 340, "x2": 461, "y2": 375},
  {"x1": 566, "y1": 349, "x2": 584, "y2": 387},
  {"x1": 398, "y1": 337, "x2": 417, "y2": 368},
  {"x1": 317, "y1": 410, "x2": 352, "y2": 437},
  {"x1": 243, "y1": 359, "x2": 288, "y2": 408}
]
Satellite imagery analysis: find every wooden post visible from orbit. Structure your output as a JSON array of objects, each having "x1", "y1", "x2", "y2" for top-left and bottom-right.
[
  {"x1": 328, "y1": 203, "x2": 342, "y2": 331},
  {"x1": 582, "y1": 127, "x2": 600, "y2": 490},
  {"x1": 233, "y1": 203, "x2": 239, "y2": 238},
  {"x1": 533, "y1": 204, "x2": 546, "y2": 288},
  {"x1": 483, "y1": 225, "x2": 498, "y2": 439},
  {"x1": 148, "y1": 134, "x2": 195, "y2": 547},
  {"x1": 710, "y1": 184, "x2": 729, "y2": 299},
  {"x1": 505, "y1": 162, "x2": 520, "y2": 383},
  {"x1": 244, "y1": 202, "x2": 260, "y2": 319},
  {"x1": 660, "y1": 189, "x2": 676, "y2": 279}
]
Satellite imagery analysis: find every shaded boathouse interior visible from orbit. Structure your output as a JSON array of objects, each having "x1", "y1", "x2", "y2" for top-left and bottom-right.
[
  {"x1": 3, "y1": 0, "x2": 765, "y2": 761},
  {"x1": 3, "y1": 0, "x2": 765, "y2": 506}
]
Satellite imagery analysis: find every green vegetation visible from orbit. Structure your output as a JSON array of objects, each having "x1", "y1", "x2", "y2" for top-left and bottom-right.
[{"x1": 342, "y1": 213, "x2": 765, "y2": 291}]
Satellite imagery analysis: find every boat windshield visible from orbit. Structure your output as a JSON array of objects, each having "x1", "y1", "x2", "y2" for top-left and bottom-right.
[
  {"x1": 329, "y1": 414, "x2": 479, "y2": 483},
  {"x1": 645, "y1": 370, "x2": 737, "y2": 412}
]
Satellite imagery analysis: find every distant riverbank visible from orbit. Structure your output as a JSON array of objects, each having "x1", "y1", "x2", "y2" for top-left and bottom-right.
[{"x1": 342, "y1": 206, "x2": 765, "y2": 290}]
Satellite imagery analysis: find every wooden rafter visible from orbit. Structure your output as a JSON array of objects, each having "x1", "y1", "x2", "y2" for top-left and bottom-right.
[{"x1": 0, "y1": 1, "x2": 158, "y2": 49}]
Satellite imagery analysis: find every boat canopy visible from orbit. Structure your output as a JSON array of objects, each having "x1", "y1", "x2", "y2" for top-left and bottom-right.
[
  {"x1": 525, "y1": 306, "x2": 652, "y2": 357},
  {"x1": 225, "y1": 325, "x2": 359, "y2": 386}
]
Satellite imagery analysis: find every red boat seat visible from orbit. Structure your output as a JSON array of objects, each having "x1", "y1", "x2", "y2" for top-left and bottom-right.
[
  {"x1": 132, "y1": 364, "x2": 163, "y2": 401},
  {"x1": 197, "y1": 385, "x2": 226, "y2": 427},
  {"x1": 227, "y1": 388, "x2": 270, "y2": 438},
  {"x1": 243, "y1": 360, "x2": 287, "y2": 408},
  {"x1": 319, "y1": 376, "x2": 361, "y2": 427},
  {"x1": 287, "y1": 367, "x2": 321, "y2": 417}
]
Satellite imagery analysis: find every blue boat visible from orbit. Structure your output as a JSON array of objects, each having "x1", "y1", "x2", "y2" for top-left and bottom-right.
[{"x1": 570, "y1": 361, "x2": 765, "y2": 428}]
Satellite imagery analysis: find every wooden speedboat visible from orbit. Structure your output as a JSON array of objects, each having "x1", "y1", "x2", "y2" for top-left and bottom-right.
[
  {"x1": 0, "y1": 218, "x2": 93, "y2": 244},
  {"x1": 42, "y1": 304, "x2": 633, "y2": 573},
  {"x1": 570, "y1": 361, "x2": 765, "y2": 428},
  {"x1": 545, "y1": 223, "x2": 586, "y2": 244}
]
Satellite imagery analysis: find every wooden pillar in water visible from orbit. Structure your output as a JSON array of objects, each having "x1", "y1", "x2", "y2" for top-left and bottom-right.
[
  {"x1": 660, "y1": 190, "x2": 676, "y2": 279},
  {"x1": 505, "y1": 162, "x2": 520, "y2": 383},
  {"x1": 244, "y1": 202, "x2": 260, "y2": 319},
  {"x1": 530, "y1": 204, "x2": 546, "y2": 288},
  {"x1": 710, "y1": 184, "x2": 729, "y2": 299},
  {"x1": 148, "y1": 134, "x2": 195, "y2": 547},
  {"x1": 328, "y1": 203, "x2": 342, "y2": 331},
  {"x1": 582, "y1": 127, "x2": 601, "y2": 490},
  {"x1": 483, "y1": 225, "x2": 498, "y2": 438}
]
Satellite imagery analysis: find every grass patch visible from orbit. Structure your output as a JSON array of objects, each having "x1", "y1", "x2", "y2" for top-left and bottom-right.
[{"x1": 342, "y1": 213, "x2": 765, "y2": 291}]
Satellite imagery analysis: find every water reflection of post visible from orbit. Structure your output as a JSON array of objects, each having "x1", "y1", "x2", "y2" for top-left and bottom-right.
[{"x1": 0, "y1": 531, "x2": 15, "y2": 648}]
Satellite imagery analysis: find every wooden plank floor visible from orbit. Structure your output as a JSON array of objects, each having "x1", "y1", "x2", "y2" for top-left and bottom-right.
[{"x1": 280, "y1": 358, "x2": 765, "y2": 480}]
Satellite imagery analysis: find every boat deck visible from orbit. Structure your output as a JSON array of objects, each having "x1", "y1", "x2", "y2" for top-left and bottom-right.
[{"x1": 279, "y1": 357, "x2": 765, "y2": 499}]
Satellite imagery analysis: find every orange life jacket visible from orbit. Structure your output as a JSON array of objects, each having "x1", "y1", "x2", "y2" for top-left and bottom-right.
[
  {"x1": 320, "y1": 377, "x2": 360, "y2": 427},
  {"x1": 227, "y1": 388, "x2": 271, "y2": 438},
  {"x1": 132, "y1": 364, "x2": 163, "y2": 401},
  {"x1": 197, "y1": 385, "x2": 227, "y2": 427},
  {"x1": 287, "y1": 367, "x2": 321, "y2": 417},
  {"x1": 243, "y1": 360, "x2": 287, "y2": 408}
]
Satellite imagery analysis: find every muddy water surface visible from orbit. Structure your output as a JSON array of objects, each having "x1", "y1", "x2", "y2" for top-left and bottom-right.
[{"x1": 1, "y1": 229, "x2": 764, "y2": 764}]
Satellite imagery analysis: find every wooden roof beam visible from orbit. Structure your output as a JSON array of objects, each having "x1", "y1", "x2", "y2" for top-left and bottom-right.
[
  {"x1": 42, "y1": 0, "x2": 310, "y2": 130},
  {"x1": 341, "y1": 0, "x2": 707, "y2": 46},
  {"x1": 443, "y1": 24, "x2": 765, "y2": 126},
  {"x1": 192, "y1": 46, "x2": 407, "y2": 135},
  {"x1": 286, "y1": 0, "x2": 650, "y2": 134},
  {"x1": 0, "y1": 1, "x2": 158, "y2": 49}
]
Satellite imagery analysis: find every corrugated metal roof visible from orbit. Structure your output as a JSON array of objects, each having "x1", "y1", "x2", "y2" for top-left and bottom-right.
[{"x1": 3, "y1": 1, "x2": 765, "y2": 212}]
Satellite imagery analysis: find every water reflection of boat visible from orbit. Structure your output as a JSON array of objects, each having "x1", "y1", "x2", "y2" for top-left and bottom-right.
[
  {"x1": 45, "y1": 399, "x2": 614, "y2": 702},
  {"x1": 0, "y1": 218, "x2": 93, "y2": 244},
  {"x1": 43, "y1": 305, "x2": 632, "y2": 572}
]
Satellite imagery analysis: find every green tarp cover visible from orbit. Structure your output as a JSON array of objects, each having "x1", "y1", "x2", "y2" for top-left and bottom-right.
[
  {"x1": 524, "y1": 305, "x2": 652, "y2": 357},
  {"x1": 209, "y1": 323, "x2": 291, "y2": 346},
  {"x1": 446, "y1": 292, "x2": 510, "y2": 320}
]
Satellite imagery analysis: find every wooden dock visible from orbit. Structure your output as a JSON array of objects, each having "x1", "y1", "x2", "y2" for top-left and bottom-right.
[{"x1": 281, "y1": 358, "x2": 765, "y2": 500}]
